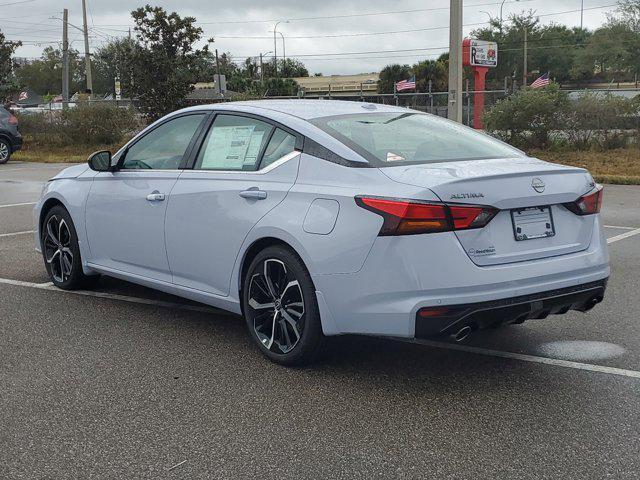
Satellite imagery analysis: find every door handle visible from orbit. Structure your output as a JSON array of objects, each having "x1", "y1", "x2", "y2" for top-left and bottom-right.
[
  {"x1": 239, "y1": 189, "x2": 267, "y2": 200},
  {"x1": 146, "y1": 192, "x2": 166, "y2": 202}
]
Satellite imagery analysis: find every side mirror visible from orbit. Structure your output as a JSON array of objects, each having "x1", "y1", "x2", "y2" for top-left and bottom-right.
[{"x1": 88, "y1": 150, "x2": 112, "y2": 172}]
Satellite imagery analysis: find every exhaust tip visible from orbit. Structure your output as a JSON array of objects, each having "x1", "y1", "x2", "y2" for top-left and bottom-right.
[
  {"x1": 451, "y1": 325, "x2": 473, "y2": 343},
  {"x1": 577, "y1": 294, "x2": 604, "y2": 312}
]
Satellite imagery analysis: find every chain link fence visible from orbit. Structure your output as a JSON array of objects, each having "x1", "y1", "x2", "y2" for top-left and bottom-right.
[{"x1": 263, "y1": 89, "x2": 512, "y2": 127}]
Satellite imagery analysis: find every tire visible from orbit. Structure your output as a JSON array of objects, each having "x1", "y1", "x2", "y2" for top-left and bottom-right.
[
  {"x1": 242, "y1": 245, "x2": 324, "y2": 366},
  {"x1": 0, "y1": 138, "x2": 10, "y2": 164},
  {"x1": 41, "y1": 205, "x2": 100, "y2": 290}
]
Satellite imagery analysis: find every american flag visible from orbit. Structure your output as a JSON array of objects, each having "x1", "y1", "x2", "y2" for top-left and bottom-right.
[
  {"x1": 395, "y1": 76, "x2": 416, "y2": 92},
  {"x1": 530, "y1": 72, "x2": 550, "y2": 89}
]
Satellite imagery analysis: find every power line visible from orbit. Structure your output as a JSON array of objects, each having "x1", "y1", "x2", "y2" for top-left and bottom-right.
[
  {"x1": 0, "y1": 0, "x2": 35, "y2": 7},
  {"x1": 254, "y1": 40, "x2": 633, "y2": 62},
  {"x1": 91, "y1": 0, "x2": 535, "y2": 28},
  {"x1": 0, "y1": 12, "x2": 59, "y2": 21},
  {"x1": 255, "y1": 4, "x2": 617, "y2": 59},
  {"x1": 0, "y1": 25, "x2": 60, "y2": 33},
  {"x1": 216, "y1": 22, "x2": 488, "y2": 40},
  {"x1": 214, "y1": 3, "x2": 617, "y2": 41},
  {"x1": 536, "y1": 3, "x2": 617, "y2": 19},
  {"x1": 200, "y1": 0, "x2": 536, "y2": 24}
]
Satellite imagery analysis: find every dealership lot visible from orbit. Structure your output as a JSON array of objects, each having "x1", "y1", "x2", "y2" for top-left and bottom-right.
[{"x1": 1, "y1": 162, "x2": 639, "y2": 479}]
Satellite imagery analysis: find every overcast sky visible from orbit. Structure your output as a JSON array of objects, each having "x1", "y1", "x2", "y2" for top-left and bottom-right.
[{"x1": 3, "y1": 0, "x2": 615, "y2": 75}]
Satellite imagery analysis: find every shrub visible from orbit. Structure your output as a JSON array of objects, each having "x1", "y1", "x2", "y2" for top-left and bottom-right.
[
  {"x1": 484, "y1": 84, "x2": 569, "y2": 149},
  {"x1": 60, "y1": 102, "x2": 139, "y2": 145},
  {"x1": 17, "y1": 103, "x2": 141, "y2": 147},
  {"x1": 484, "y1": 85, "x2": 640, "y2": 150},
  {"x1": 561, "y1": 92, "x2": 636, "y2": 150}
]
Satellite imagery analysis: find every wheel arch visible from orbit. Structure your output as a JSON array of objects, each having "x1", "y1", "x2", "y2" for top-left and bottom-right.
[
  {"x1": 0, "y1": 132, "x2": 12, "y2": 146},
  {"x1": 39, "y1": 197, "x2": 66, "y2": 238}
]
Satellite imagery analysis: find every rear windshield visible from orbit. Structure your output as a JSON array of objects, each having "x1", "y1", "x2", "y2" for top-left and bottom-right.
[{"x1": 311, "y1": 112, "x2": 523, "y2": 166}]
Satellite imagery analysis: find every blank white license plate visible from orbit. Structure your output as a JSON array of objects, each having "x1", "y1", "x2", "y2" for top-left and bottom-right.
[{"x1": 511, "y1": 206, "x2": 556, "y2": 241}]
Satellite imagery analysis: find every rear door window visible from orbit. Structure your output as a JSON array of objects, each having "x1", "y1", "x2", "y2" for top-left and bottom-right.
[{"x1": 195, "y1": 115, "x2": 273, "y2": 171}]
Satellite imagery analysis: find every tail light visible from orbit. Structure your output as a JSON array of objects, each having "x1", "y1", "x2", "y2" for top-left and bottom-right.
[
  {"x1": 8, "y1": 114, "x2": 18, "y2": 126},
  {"x1": 563, "y1": 185, "x2": 603, "y2": 216},
  {"x1": 355, "y1": 196, "x2": 498, "y2": 236}
]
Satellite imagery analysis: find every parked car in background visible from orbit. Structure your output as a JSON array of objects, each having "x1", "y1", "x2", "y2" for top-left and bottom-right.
[
  {"x1": 0, "y1": 105, "x2": 22, "y2": 164},
  {"x1": 34, "y1": 100, "x2": 610, "y2": 365}
]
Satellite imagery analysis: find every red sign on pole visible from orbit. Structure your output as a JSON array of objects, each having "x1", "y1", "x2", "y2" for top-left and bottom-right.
[{"x1": 462, "y1": 38, "x2": 498, "y2": 129}]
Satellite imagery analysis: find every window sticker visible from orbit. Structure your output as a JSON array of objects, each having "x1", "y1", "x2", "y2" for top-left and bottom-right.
[
  {"x1": 201, "y1": 125, "x2": 265, "y2": 170},
  {"x1": 386, "y1": 152, "x2": 405, "y2": 162}
]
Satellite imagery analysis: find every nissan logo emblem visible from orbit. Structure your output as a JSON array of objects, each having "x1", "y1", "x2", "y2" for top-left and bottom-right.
[{"x1": 531, "y1": 178, "x2": 545, "y2": 193}]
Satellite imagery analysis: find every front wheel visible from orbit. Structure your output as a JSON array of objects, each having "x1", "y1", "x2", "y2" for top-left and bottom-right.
[
  {"x1": 41, "y1": 205, "x2": 100, "y2": 290},
  {"x1": 243, "y1": 246, "x2": 324, "y2": 366}
]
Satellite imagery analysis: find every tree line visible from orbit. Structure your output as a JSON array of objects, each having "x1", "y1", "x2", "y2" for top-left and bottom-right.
[
  {"x1": 0, "y1": 5, "x2": 310, "y2": 119},
  {"x1": 378, "y1": 0, "x2": 640, "y2": 93}
]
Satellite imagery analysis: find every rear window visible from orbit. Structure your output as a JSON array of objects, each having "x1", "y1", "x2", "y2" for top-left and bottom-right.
[{"x1": 311, "y1": 112, "x2": 523, "y2": 166}]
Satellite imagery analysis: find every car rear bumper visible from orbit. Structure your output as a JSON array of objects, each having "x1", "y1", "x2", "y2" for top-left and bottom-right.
[
  {"x1": 414, "y1": 279, "x2": 607, "y2": 337},
  {"x1": 312, "y1": 215, "x2": 610, "y2": 337}
]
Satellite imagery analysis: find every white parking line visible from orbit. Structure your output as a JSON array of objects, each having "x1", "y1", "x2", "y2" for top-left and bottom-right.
[
  {"x1": 0, "y1": 275, "x2": 638, "y2": 380},
  {"x1": 0, "y1": 277, "x2": 226, "y2": 315},
  {"x1": 0, "y1": 202, "x2": 36, "y2": 209},
  {"x1": 607, "y1": 227, "x2": 640, "y2": 244},
  {"x1": 403, "y1": 339, "x2": 640, "y2": 379},
  {"x1": 0, "y1": 230, "x2": 34, "y2": 238},
  {"x1": 604, "y1": 225, "x2": 636, "y2": 230}
]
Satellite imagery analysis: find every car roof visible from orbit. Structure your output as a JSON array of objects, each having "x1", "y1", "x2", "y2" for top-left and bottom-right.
[
  {"x1": 190, "y1": 99, "x2": 412, "y2": 120},
  {"x1": 159, "y1": 100, "x2": 421, "y2": 167}
]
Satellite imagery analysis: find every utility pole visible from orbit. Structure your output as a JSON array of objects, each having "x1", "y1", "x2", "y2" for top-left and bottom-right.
[
  {"x1": 522, "y1": 27, "x2": 528, "y2": 87},
  {"x1": 81, "y1": 0, "x2": 93, "y2": 94},
  {"x1": 260, "y1": 54, "x2": 264, "y2": 82},
  {"x1": 580, "y1": 0, "x2": 584, "y2": 29},
  {"x1": 215, "y1": 49, "x2": 222, "y2": 96},
  {"x1": 448, "y1": 0, "x2": 463, "y2": 122},
  {"x1": 62, "y1": 8, "x2": 69, "y2": 108}
]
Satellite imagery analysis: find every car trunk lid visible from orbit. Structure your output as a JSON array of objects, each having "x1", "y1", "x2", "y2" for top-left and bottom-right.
[{"x1": 379, "y1": 157, "x2": 597, "y2": 266}]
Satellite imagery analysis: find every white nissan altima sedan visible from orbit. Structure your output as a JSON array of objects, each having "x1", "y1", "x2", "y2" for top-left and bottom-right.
[{"x1": 34, "y1": 100, "x2": 610, "y2": 365}]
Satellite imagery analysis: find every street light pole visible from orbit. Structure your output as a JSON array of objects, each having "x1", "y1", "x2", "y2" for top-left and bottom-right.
[
  {"x1": 278, "y1": 32, "x2": 286, "y2": 61},
  {"x1": 500, "y1": 0, "x2": 507, "y2": 26},
  {"x1": 448, "y1": 0, "x2": 463, "y2": 122},
  {"x1": 500, "y1": 0, "x2": 519, "y2": 31},
  {"x1": 479, "y1": 10, "x2": 492, "y2": 23},
  {"x1": 81, "y1": 0, "x2": 93, "y2": 94},
  {"x1": 272, "y1": 20, "x2": 289, "y2": 77}
]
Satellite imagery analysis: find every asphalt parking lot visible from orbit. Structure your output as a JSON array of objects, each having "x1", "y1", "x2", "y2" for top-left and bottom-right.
[{"x1": 1, "y1": 162, "x2": 639, "y2": 479}]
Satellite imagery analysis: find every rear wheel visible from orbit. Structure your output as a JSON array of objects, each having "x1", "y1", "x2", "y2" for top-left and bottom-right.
[
  {"x1": 0, "y1": 139, "x2": 10, "y2": 164},
  {"x1": 243, "y1": 246, "x2": 324, "y2": 366},
  {"x1": 41, "y1": 205, "x2": 100, "y2": 290}
]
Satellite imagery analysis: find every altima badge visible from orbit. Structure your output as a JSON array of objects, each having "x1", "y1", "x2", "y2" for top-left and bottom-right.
[{"x1": 531, "y1": 178, "x2": 545, "y2": 193}]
